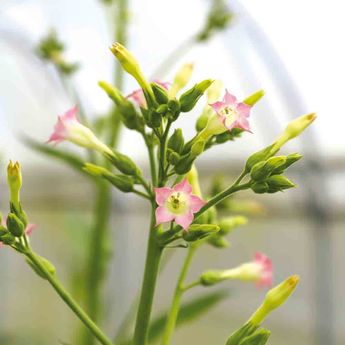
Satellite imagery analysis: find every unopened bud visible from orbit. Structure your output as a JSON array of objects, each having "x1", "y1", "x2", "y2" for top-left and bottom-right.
[
  {"x1": 169, "y1": 62, "x2": 194, "y2": 98},
  {"x1": 219, "y1": 216, "x2": 248, "y2": 236},
  {"x1": 245, "y1": 144, "x2": 275, "y2": 173},
  {"x1": 272, "y1": 153, "x2": 303, "y2": 174},
  {"x1": 105, "y1": 151, "x2": 142, "y2": 177},
  {"x1": 226, "y1": 322, "x2": 259, "y2": 345},
  {"x1": 167, "y1": 150, "x2": 180, "y2": 165},
  {"x1": 251, "y1": 182, "x2": 269, "y2": 194},
  {"x1": 7, "y1": 161, "x2": 22, "y2": 210},
  {"x1": 243, "y1": 89, "x2": 265, "y2": 106},
  {"x1": 240, "y1": 329, "x2": 271, "y2": 345},
  {"x1": 207, "y1": 235, "x2": 230, "y2": 248},
  {"x1": 183, "y1": 224, "x2": 220, "y2": 242},
  {"x1": 179, "y1": 79, "x2": 214, "y2": 112},
  {"x1": 1, "y1": 232, "x2": 16, "y2": 245},
  {"x1": 250, "y1": 156, "x2": 287, "y2": 182},
  {"x1": 167, "y1": 129, "x2": 184, "y2": 154},
  {"x1": 110, "y1": 43, "x2": 154, "y2": 105},
  {"x1": 7, "y1": 213, "x2": 25, "y2": 237},
  {"x1": 152, "y1": 82, "x2": 169, "y2": 104},
  {"x1": 26, "y1": 255, "x2": 56, "y2": 280},
  {"x1": 175, "y1": 154, "x2": 196, "y2": 175},
  {"x1": 266, "y1": 175, "x2": 295, "y2": 193},
  {"x1": 249, "y1": 275, "x2": 300, "y2": 325}
]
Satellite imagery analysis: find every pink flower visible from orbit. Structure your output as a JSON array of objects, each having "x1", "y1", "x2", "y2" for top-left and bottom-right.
[
  {"x1": 210, "y1": 89, "x2": 252, "y2": 132},
  {"x1": 154, "y1": 179, "x2": 206, "y2": 230},
  {"x1": 254, "y1": 252, "x2": 273, "y2": 288},
  {"x1": 127, "y1": 80, "x2": 170, "y2": 107},
  {"x1": 48, "y1": 106, "x2": 112, "y2": 154}
]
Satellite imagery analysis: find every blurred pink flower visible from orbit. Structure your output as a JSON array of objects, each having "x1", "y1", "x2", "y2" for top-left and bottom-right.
[
  {"x1": 210, "y1": 89, "x2": 252, "y2": 132},
  {"x1": 254, "y1": 252, "x2": 273, "y2": 287},
  {"x1": 154, "y1": 179, "x2": 206, "y2": 230}
]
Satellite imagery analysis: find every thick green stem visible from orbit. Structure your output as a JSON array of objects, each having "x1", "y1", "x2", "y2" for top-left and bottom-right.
[
  {"x1": 158, "y1": 121, "x2": 172, "y2": 186},
  {"x1": 161, "y1": 244, "x2": 198, "y2": 345},
  {"x1": 25, "y1": 250, "x2": 113, "y2": 345},
  {"x1": 144, "y1": 134, "x2": 158, "y2": 187},
  {"x1": 132, "y1": 208, "x2": 163, "y2": 345}
]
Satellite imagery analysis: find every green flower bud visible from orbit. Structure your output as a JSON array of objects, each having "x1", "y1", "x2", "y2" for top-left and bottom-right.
[
  {"x1": 167, "y1": 129, "x2": 184, "y2": 154},
  {"x1": 200, "y1": 270, "x2": 225, "y2": 286},
  {"x1": 175, "y1": 154, "x2": 196, "y2": 175},
  {"x1": 249, "y1": 275, "x2": 300, "y2": 325},
  {"x1": 219, "y1": 216, "x2": 248, "y2": 236},
  {"x1": 243, "y1": 89, "x2": 265, "y2": 106},
  {"x1": 7, "y1": 161, "x2": 22, "y2": 210},
  {"x1": 1, "y1": 233, "x2": 16, "y2": 245},
  {"x1": 207, "y1": 235, "x2": 230, "y2": 248},
  {"x1": 150, "y1": 111, "x2": 163, "y2": 128},
  {"x1": 183, "y1": 224, "x2": 220, "y2": 242},
  {"x1": 0, "y1": 227, "x2": 8, "y2": 238},
  {"x1": 151, "y1": 83, "x2": 169, "y2": 104},
  {"x1": 7, "y1": 213, "x2": 25, "y2": 237},
  {"x1": 179, "y1": 80, "x2": 214, "y2": 112},
  {"x1": 191, "y1": 140, "x2": 205, "y2": 157},
  {"x1": 83, "y1": 163, "x2": 110, "y2": 177},
  {"x1": 251, "y1": 182, "x2": 269, "y2": 194},
  {"x1": 105, "y1": 174, "x2": 134, "y2": 193},
  {"x1": 169, "y1": 62, "x2": 194, "y2": 98},
  {"x1": 26, "y1": 255, "x2": 56, "y2": 280},
  {"x1": 245, "y1": 144, "x2": 275, "y2": 173},
  {"x1": 167, "y1": 99, "x2": 181, "y2": 121},
  {"x1": 226, "y1": 322, "x2": 259, "y2": 345},
  {"x1": 239, "y1": 329, "x2": 271, "y2": 345},
  {"x1": 156, "y1": 104, "x2": 169, "y2": 114},
  {"x1": 250, "y1": 156, "x2": 287, "y2": 182},
  {"x1": 110, "y1": 43, "x2": 154, "y2": 105},
  {"x1": 272, "y1": 153, "x2": 303, "y2": 174},
  {"x1": 104, "y1": 151, "x2": 142, "y2": 177},
  {"x1": 167, "y1": 150, "x2": 180, "y2": 165},
  {"x1": 270, "y1": 113, "x2": 316, "y2": 155},
  {"x1": 98, "y1": 80, "x2": 124, "y2": 104},
  {"x1": 266, "y1": 175, "x2": 295, "y2": 193}
]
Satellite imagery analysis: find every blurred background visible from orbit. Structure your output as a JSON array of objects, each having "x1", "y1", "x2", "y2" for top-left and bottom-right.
[{"x1": 0, "y1": 0, "x2": 344, "y2": 344}]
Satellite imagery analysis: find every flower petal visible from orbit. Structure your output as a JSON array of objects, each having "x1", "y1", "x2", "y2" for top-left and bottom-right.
[
  {"x1": 174, "y1": 179, "x2": 192, "y2": 194},
  {"x1": 236, "y1": 102, "x2": 251, "y2": 117},
  {"x1": 25, "y1": 223, "x2": 37, "y2": 236},
  {"x1": 224, "y1": 90, "x2": 237, "y2": 105},
  {"x1": 155, "y1": 206, "x2": 174, "y2": 225},
  {"x1": 175, "y1": 211, "x2": 194, "y2": 230},
  {"x1": 237, "y1": 117, "x2": 252, "y2": 132},
  {"x1": 64, "y1": 105, "x2": 79, "y2": 120},
  {"x1": 210, "y1": 101, "x2": 225, "y2": 113},
  {"x1": 189, "y1": 195, "x2": 206, "y2": 212},
  {"x1": 154, "y1": 187, "x2": 172, "y2": 206}
]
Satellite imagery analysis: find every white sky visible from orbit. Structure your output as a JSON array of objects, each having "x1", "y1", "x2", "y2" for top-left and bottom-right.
[{"x1": 0, "y1": 0, "x2": 344, "y2": 164}]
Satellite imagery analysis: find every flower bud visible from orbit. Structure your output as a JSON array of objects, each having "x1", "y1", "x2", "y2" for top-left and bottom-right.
[
  {"x1": 174, "y1": 154, "x2": 196, "y2": 175},
  {"x1": 7, "y1": 213, "x2": 25, "y2": 237},
  {"x1": 251, "y1": 182, "x2": 269, "y2": 194},
  {"x1": 243, "y1": 89, "x2": 265, "y2": 106},
  {"x1": 166, "y1": 99, "x2": 181, "y2": 121},
  {"x1": 169, "y1": 62, "x2": 194, "y2": 98},
  {"x1": 110, "y1": 43, "x2": 154, "y2": 105},
  {"x1": 7, "y1": 161, "x2": 22, "y2": 210},
  {"x1": 179, "y1": 79, "x2": 214, "y2": 112},
  {"x1": 191, "y1": 140, "x2": 205, "y2": 157},
  {"x1": 167, "y1": 128, "x2": 184, "y2": 154},
  {"x1": 266, "y1": 175, "x2": 295, "y2": 193},
  {"x1": 240, "y1": 329, "x2": 271, "y2": 345},
  {"x1": 270, "y1": 113, "x2": 316, "y2": 155},
  {"x1": 104, "y1": 151, "x2": 142, "y2": 177},
  {"x1": 226, "y1": 322, "x2": 259, "y2": 345},
  {"x1": 272, "y1": 153, "x2": 303, "y2": 174},
  {"x1": 245, "y1": 144, "x2": 275, "y2": 173},
  {"x1": 26, "y1": 255, "x2": 56, "y2": 280},
  {"x1": 249, "y1": 275, "x2": 300, "y2": 325},
  {"x1": 83, "y1": 163, "x2": 134, "y2": 192},
  {"x1": 219, "y1": 216, "x2": 248, "y2": 236},
  {"x1": 1, "y1": 232, "x2": 16, "y2": 245},
  {"x1": 207, "y1": 236, "x2": 230, "y2": 248},
  {"x1": 151, "y1": 82, "x2": 169, "y2": 104},
  {"x1": 183, "y1": 224, "x2": 220, "y2": 242},
  {"x1": 250, "y1": 156, "x2": 287, "y2": 182},
  {"x1": 167, "y1": 150, "x2": 180, "y2": 165}
]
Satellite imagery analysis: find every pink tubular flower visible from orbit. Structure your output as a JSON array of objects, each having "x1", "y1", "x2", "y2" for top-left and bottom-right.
[
  {"x1": 210, "y1": 89, "x2": 252, "y2": 132},
  {"x1": 254, "y1": 252, "x2": 273, "y2": 287},
  {"x1": 154, "y1": 179, "x2": 206, "y2": 230},
  {"x1": 48, "y1": 106, "x2": 112, "y2": 154},
  {"x1": 127, "y1": 80, "x2": 170, "y2": 107}
]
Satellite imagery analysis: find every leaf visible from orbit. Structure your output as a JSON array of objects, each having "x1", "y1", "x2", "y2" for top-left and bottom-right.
[
  {"x1": 118, "y1": 289, "x2": 230, "y2": 345},
  {"x1": 22, "y1": 135, "x2": 89, "y2": 176}
]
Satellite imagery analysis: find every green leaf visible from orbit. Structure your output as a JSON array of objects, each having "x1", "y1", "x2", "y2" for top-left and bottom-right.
[
  {"x1": 22, "y1": 136, "x2": 89, "y2": 176},
  {"x1": 118, "y1": 289, "x2": 230, "y2": 345}
]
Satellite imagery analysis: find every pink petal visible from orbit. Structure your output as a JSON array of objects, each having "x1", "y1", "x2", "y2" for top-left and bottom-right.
[
  {"x1": 189, "y1": 195, "x2": 206, "y2": 213},
  {"x1": 224, "y1": 90, "x2": 237, "y2": 105},
  {"x1": 175, "y1": 211, "x2": 194, "y2": 230},
  {"x1": 154, "y1": 80, "x2": 170, "y2": 90},
  {"x1": 155, "y1": 206, "x2": 175, "y2": 226},
  {"x1": 64, "y1": 105, "x2": 79, "y2": 120},
  {"x1": 237, "y1": 117, "x2": 252, "y2": 133},
  {"x1": 224, "y1": 117, "x2": 236, "y2": 131},
  {"x1": 236, "y1": 102, "x2": 251, "y2": 117},
  {"x1": 154, "y1": 187, "x2": 172, "y2": 206},
  {"x1": 210, "y1": 101, "x2": 225, "y2": 113},
  {"x1": 174, "y1": 179, "x2": 192, "y2": 194},
  {"x1": 25, "y1": 223, "x2": 37, "y2": 236},
  {"x1": 127, "y1": 89, "x2": 146, "y2": 107},
  {"x1": 255, "y1": 252, "x2": 273, "y2": 287}
]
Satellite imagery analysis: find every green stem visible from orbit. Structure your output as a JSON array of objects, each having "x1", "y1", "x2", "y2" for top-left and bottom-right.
[
  {"x1": 144, "y1": 133, "x2": 158, "y2": 186},
  {"x1": 25, "y1": 250, "x2": 113, "y2": 345},
  {"x1": 132, "y1": 208, "x2": 163, "y2": 345},
  {"x1": 161, "y1": 244, "x2": 198, "y2": 345},
  {"x1": 83, "y1": 182, "x2": 112, "y2": 344},
  {"x1": 158, "y1": 121, "x2": 172, "y2": 186}
]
